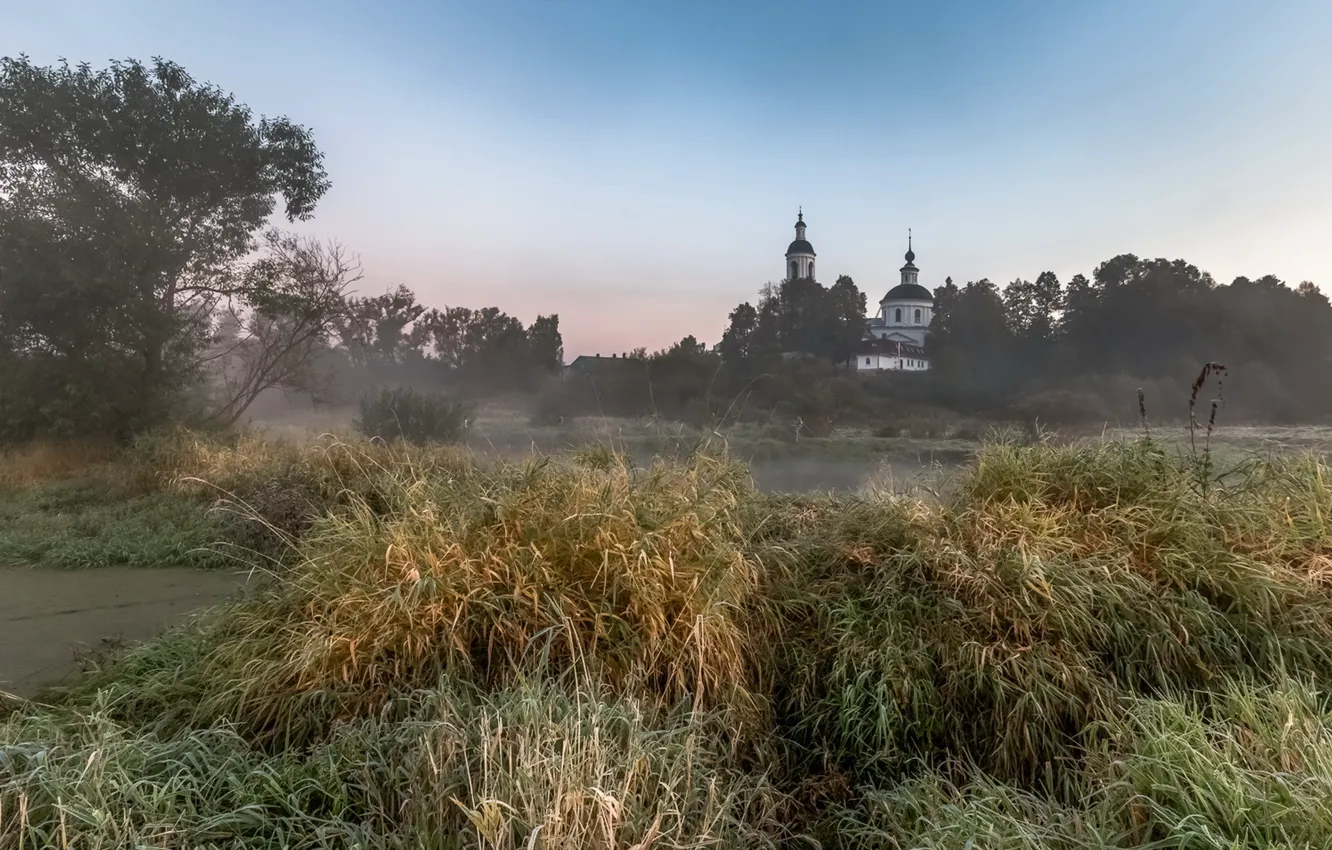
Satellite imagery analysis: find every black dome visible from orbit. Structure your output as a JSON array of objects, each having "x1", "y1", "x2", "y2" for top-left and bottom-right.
[
  {"x1": 786, "y1": 239, "x2": 816, "y2": 256},
  {"x1": 880, "y1": 282, "x2": 933, "y2": 302},
  {"x1": 904, "y1": 248, "x2": 916, "y2": 263}
]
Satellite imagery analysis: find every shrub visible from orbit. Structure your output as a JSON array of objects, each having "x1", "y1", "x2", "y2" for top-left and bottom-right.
[
  {"x1": 211, "y1": 476, "x2": 318, "y2": 563},
  {"x1": 354, "y1": 386, "x2": 470, "y2": 445}
]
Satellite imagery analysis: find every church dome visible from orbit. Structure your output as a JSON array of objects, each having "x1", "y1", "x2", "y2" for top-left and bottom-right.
[
  {"x1": 881, "y1": 282, "x2": 933, "y2": 302},
  {"x1": 786, "y1": 239, "x2": 816, "y2": 256}
]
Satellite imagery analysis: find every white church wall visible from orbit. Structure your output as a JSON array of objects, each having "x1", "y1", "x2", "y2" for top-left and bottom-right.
[{"x1": 855, "y1": 354, "x2": 931, "y2": 372}]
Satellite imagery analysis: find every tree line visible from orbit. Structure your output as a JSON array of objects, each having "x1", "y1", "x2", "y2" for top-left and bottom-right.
[
  {"x1": 925, "y1": 260, "x2": 1332, "y2": 423},
  {"x1": 4, "y1": 54, "x2": 1329, "y2": 444},
  {"x1": 549, "y1": 255, "x2": 1332, "y2": 430}
]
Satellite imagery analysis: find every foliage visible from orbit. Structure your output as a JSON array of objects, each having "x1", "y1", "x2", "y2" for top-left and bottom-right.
[
  {"x1": 0, "y1": 55, "x2": 345, "y2": 441},
  {"x1": 718, "y1": 274, "x2": 866, "y2": 374},
  {"x1": 325, "y1": 293, "x2": 567, "y2": 402},
  {"x1": 354, "y1": 386, "x2": 471, "y2": 445},
  {"x1": 924, "y1": 256, "x2": 1332, "y2": 422}
]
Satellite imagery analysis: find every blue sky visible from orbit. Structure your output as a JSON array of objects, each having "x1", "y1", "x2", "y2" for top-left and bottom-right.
[{"x1": 6, "y1": 0, "x2": 1331, "y2": 356}]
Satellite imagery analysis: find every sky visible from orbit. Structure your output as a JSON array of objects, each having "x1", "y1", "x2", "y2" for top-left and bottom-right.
[{"x1": 5, "y1": 0, "x2": 1332, "y2": 357}]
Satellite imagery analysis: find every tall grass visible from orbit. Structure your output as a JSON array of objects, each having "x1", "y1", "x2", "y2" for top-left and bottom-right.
[
  {"x1": 35, "y1": 447, "x2": 771, "y2": 746},
  {"x1": 1, "y1": 680, "x2": 785, "y2": 849},
  {"x1": 776, "y1": 438, "x2": 1332, "y2": 791},
  {"x1": 0, "y1": 439, "x2": 117, "y2": 489},
  {"x1": 5, "y1": 432, "x2": 1332, "y2": 847}
]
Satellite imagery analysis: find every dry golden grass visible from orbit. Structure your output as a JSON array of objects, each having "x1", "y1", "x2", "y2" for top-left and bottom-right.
[
  {"x1": 0, "y1": 438, "x2": 118, "y2": 488},
  {"x1": 8, "y1": 431, "x2": 1332, "y2": 848},
  {"x1": 62, "y1": 443, "x2": 773, "y2": 751}
]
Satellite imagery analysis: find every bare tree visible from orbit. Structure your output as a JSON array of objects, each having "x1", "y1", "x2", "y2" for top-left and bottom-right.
[{"x1": 200, "y1": 230, "x2": 360, "y2": 427}]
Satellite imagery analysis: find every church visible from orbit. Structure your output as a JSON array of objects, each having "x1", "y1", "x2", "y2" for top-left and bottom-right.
[{"x1": 783, "y1": 210, "x2": 937, "y2": 372}]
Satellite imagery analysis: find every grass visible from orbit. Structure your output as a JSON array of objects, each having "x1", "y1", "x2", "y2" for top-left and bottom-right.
[
  {"x1": 4, "y1": 428, "x2": 1332, "y2": 846},
  {"x1": 0, "y1": 439, "x2": 118, "y2": 489},
  {"x1": 0, "y1": 473, "x2": 229, "y2": 570}
]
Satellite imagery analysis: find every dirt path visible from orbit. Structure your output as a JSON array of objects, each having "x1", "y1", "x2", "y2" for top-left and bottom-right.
[{"x1": 0, "y1": 566, "x2": 252, "y2": 698}]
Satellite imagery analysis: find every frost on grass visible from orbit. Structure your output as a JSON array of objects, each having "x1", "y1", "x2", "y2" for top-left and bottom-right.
[{"x1": 6, "y1": 435, "x2": 1332, "y2": 847}]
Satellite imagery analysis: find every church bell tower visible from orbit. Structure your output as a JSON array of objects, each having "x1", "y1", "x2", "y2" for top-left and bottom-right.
[{"x1": 784, "y1": 208, "x2": 816, "y2": 280}]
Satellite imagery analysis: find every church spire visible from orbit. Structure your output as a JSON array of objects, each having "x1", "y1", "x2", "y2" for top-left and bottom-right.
[{"x1": 899, "y1": 229, "x2": 919, "y2": 287}]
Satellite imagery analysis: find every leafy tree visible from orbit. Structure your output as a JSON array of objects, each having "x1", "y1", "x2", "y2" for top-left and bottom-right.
[
  {"x1": 718, "y1": 302, "x2": 760, "y2": 369},
  {"x1": 526, "y1": 314, "x2": 564, "y2": 373},
  {"x1": 1003, "y1": 271, "x2": 1062, "y2": 378},
  {"x1": 0, "y1": 55, "x2": 335, "y2": 438},
  {"x1": 925, "y1": 276, "x2": 960, "y2": 349},
  {"x1": 773, "y1": 277, "x2": 828, "y2": 357},
  {"x1": 419, "y1": 305, "x2": 536, "y2": 389},
  {"x1": 334, "y1": 284, "x2": 429, "y2": 369},
  {"x1": 825, "y1": 275, "x2": 868, "y2": 364},
  {"x1": 928, "y1": 279, "x2": 1013, "y2": 406},
  {"x1": 1003, "y1": 272, "x2": 1062, "y2": 339}
]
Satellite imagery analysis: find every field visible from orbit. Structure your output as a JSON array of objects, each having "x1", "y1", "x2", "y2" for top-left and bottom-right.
[{"x1": 3, "y1": 419, "x2": 1332, "y2": 847}]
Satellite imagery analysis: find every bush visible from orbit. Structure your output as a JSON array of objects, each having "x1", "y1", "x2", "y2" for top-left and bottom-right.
[
  {"x1": 211, "y1": 476, "x2": 318, "y2": 563},
  {"x1": 353, "y1": 387, "x2": 470, "y2": 445}
]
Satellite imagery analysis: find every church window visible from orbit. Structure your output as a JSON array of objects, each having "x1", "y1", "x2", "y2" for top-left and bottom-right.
[
  {"x1": 894, "y1": 308, "x2": 902, "y2": 323},
  {"x1": 914, "y1": 308, "x2": 921, "y2": 324},
  {"x1": 808, "y1": 262, "x2": 814, "y2": 278},
  {"x1": 790, "y1": 262, "x2": 797, "y2": 279},
  {"x1": 865, "y1": 357, "x2": 871, "y2": 365}
]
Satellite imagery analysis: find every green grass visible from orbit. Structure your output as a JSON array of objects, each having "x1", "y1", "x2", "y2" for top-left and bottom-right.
[
  {"x1": 0, "y1": 476, "x2": 230, "y2": 570},
  {"x1": 5, "y1": 432, "x2": 1332, "y2": 847}
]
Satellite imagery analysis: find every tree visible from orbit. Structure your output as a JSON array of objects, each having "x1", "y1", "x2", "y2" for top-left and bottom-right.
[
  {"x1": 527, "y1": 314, "x2": 564, "y2": 373},
  {"x1": 420, "y1": 305, "x2": 536, "y2": 390},
  {"x1": 928, "y1": 279, "x2": 1013, "y2": 406},
  {"x1": 825, "y1": 275, "x2": 868, "y2": 365},
  {"x1": 204, "y1": 231, "x2": 361, "y2": 427},
  {"x1": 1003, "y1": 272, "x2": 1062, "y2": 339},
  {"x1": 334, "y1": 285, "x2": 429, "y2": 369},
  {"x1": 718, "y1": 302, "x2": 759, "y2": 368},
  {"x1": 656, "y1": 337, "x2": 719, "y2": 412},
  {"x1": 774, "y1": 276, "x2": 828, "y2": 357},
  {"x1": 1003, "y1": 271, "x2": 1062, "y2": 378},
  {"x1": 0, "y1": 55, "x2": 332, "y2": 438}
]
